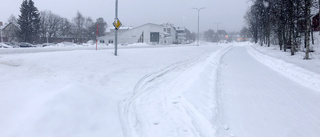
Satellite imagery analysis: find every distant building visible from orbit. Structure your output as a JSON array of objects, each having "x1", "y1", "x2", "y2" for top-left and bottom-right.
[
  {"x1": 176, "y1": 27, "x2": 187, "y2": 44},
  {"x1": 162, "y1": 23, "x2": 177, "y2": 44},
  {"x1": 1, "y1": 22, "x2": 20, "y2": 42},
  {"x1": 98, "y1": 23, "x2": 179, "y2": 45}
]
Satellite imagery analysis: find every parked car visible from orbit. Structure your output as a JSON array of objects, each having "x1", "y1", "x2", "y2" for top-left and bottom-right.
[
  {"x1": 18, "y1": 42, "x2": 35, "y2": 48},
  {"x1": 4, "y1": 42, "x2": 20, "y2": 48},
  {"x1": 0, "y1": 43, "x2": 13, "y2": 48},
  {"x1": 42, "y1": 43, "x2": 55, "y2": 47}
]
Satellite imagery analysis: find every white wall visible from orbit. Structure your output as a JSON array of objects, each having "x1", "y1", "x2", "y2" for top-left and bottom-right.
[{"x1": 99, "y1": 23, "x2": 175, "y2": 45}]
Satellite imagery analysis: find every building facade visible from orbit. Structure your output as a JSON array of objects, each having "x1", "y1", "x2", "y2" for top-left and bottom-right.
[
  {"x1": 98, "y1": 23, "x2": 178, "y2": 45},
  {"x1": 176, "y1": 27, "x2": 187, "y2": 44}
]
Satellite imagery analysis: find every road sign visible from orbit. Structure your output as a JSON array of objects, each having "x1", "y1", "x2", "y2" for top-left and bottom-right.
[{"x1": 113, "y1": 18, "x2": 122, "y2": 30}]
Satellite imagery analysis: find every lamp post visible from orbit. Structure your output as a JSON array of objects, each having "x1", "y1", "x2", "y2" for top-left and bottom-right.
[
  {"x1": 192, "y1": 7, "x2": 206, "y2": 46},
  {"x1": 0, "y1": 22, "x2": 3, "y2": 43},
  {"x1": 46, "y1": 32, "x2": 49, "y2": 44}
]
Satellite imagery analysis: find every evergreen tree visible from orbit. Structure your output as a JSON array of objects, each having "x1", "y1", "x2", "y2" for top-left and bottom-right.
[
  {"x1": 18, "y1": 0, "x2": 31, "y2": 42},
  {"x1": 29, "y1": 0, "x2": 41, "y2": 43},
  {"x1": 17, "y1": 0, "x2": 41, "y2": 43}
]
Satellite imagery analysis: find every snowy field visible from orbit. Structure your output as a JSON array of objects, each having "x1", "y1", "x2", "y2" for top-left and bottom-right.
[{"x1": 1, "y1": 42, "x2": 319, "y2": 137}]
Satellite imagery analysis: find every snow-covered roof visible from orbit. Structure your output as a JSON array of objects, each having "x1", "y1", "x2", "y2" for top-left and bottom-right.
[{"x1": 176, "y1": 27, "x2": 186, "y2": 31}]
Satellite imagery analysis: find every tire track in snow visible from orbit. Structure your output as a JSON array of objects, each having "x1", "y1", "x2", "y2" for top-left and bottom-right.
[{"x1": 118, "y1": 46, "x2": 233, "y2": 137}]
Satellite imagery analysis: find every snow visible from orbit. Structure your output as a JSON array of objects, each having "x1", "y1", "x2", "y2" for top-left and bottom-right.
[
  {"x1": 119, "y1": 45, "x2": 233, "y2": 137},
  {"x1": 1, "y1": 42, "x2": 320, "y2": 137},
  {"x1": 218, "y1": 45, "x2": 320, "y2": 137},
  {"x1": 247, "y1": 45, "x2": 320, "y2": 92},
  {"x1": 0, "y1": 43, "x2": 223, "y2": 137}
]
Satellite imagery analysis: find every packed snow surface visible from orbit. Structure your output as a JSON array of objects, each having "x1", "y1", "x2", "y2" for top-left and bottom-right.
[
  {"x1": 1, "y1": 42, "x2": 319, "y2": 137},
  {"x1": 218, "y1": 45, "x2": 320, "y2": 137}
]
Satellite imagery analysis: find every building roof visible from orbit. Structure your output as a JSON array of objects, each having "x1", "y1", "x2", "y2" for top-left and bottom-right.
[
  {"x1": 2, "y1": 22, "x2": 20, "y2": 30},
  {"x1": 176, "y1": 27, "x2": 186, "y2": 31}
]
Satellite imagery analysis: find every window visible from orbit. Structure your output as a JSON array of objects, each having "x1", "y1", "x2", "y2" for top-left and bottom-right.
[
  {"x1": 150, "y1": 32, "x2": 160, "y2": 43},
  {"x1": 167, "y1": 28, "x2": 171, "y2": 34}
]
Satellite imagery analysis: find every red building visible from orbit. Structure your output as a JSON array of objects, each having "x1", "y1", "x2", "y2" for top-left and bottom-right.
[{"x1": 312, "y1": 13, "x2": 320, "y2": 31}]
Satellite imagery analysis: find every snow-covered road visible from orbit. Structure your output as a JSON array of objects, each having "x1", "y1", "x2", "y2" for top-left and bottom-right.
[
  {"x1": 119, "y1": 45, "x2": 232, "y2": 137},
  {"x1": 0, "y1": 44, "x2": 223, "y2": 137},
  {"x1": 1, "y1": 43, "x2": 320, "y2": 137},
  {"x1": 218, "y1": 46, "x2": 320, "y2": 137}
]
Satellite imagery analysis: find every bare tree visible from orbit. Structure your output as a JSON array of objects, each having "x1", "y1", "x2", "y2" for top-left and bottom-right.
[
  {"x1": 40, "y1": 10, "x2": 63, "y2": 43},
  {"x1": 73, "y1": 11, "x2": 85, "y2": 43},
  {"x1": 58, "y1": 18, "x2": 73, "y2": 39},
  {"x1": 7, "y1": 15, "x2": 18, "y2": 24},
  {"x1": 245, "y1": 0, "x2": 315, "y2": 58}
]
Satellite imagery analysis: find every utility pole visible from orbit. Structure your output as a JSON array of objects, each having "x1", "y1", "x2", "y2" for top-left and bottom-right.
[{"x1": 193, "y1": 7, "x2": 206, "y2": 46}]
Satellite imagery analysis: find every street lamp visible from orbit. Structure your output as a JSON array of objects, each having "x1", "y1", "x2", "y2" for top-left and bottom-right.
[
  {"x1": 0, "y1": 22, "x2": 3, "y2": 43},
  {"x1": 46, "y1": 32, "x2": 49, "y2": 44},
  {"x1": 192, "y1": 7, "x2": 206, "y2": 46}
]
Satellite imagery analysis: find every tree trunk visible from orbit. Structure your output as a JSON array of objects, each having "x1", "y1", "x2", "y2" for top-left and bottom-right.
[
  {"x1": 311, "y1": 27, "x2": 314, "y2": 45},
  {"x1": 304, "y1": 0, "x2": 311, "y2": 59}
]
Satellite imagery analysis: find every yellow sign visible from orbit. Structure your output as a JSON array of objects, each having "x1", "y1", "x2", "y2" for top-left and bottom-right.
[{"x1": 113, "y1": 18, "x2": 122, "y2": 30}]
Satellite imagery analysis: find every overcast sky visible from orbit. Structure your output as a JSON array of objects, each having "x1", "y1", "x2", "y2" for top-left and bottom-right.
[{"x1": 0, "y1": 0, "x2": 252, "y2": 33}]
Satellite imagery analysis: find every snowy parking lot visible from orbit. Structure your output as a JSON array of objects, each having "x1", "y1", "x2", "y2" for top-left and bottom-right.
[{"x1": 0, "y1": 42, "x2": 319, "y2": 137}]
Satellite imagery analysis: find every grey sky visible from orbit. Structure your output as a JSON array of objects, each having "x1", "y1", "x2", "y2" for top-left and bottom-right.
[{"x1": 0, "y1": 0, "x2": 251, "y2": 33}]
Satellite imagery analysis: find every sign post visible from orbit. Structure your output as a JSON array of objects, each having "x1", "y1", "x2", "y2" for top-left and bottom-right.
[{"x1": 113, "y1": 0, "x2": 122, "y2": 56}]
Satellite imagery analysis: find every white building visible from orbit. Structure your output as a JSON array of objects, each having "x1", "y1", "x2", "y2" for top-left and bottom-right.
[
  {"x1": 162, "y1": 23, "x2": 177, "y2": 44},
  {"x1": 176, "y1": 27, "x2": 187, "y2": 44},
  {"x1": 98, "y1": 23, "x2": 177, "y2": 45}
]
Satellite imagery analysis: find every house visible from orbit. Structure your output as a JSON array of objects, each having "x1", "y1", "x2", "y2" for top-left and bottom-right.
[
  {"x1": 1, "y1": 22, "x2": 20, "y2": 42},
  {"x1": 312, "y1": 13, "x2": 320, "y2": 31},
  {"x1": 162, "y1": 23, "x2": 177, "y2": 44},
  {"x1": 176, "y1": 27, "x2": 187, "y2": 44},
  {"x1": 98, "y1": 23, "x2": 178, "y2": 45}
]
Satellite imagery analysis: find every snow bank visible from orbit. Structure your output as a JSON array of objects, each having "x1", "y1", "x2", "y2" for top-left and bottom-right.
[{"x1": 247, "y1": 45, "x2": 320, "y2": 92}]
